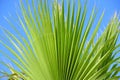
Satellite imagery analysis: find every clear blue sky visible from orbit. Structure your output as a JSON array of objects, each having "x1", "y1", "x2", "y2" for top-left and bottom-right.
[{"x1": 0, "y1": 0, "x2": 120, "y2": 79}]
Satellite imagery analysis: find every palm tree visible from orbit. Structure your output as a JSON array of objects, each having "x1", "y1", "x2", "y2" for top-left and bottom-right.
[{"x1": 0, "y1": 0, "x2": 120, "y2": 80}]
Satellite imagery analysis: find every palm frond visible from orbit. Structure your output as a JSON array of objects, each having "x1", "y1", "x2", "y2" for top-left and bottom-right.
[{"x1": 0, "y1": 0, "x2": 120, "y2": 80}]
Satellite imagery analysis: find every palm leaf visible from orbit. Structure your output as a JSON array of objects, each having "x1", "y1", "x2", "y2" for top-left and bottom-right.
[{"x1": 0, "y1": 0, "x2": 120, "y2": 80}]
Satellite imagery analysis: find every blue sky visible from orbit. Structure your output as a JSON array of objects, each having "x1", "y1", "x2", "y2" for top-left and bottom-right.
[{"x1": 0, "y1": 0, "x2": 120, "y2": 79}]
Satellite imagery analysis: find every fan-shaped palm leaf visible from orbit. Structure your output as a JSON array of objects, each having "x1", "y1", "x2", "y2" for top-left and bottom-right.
[{"x1": 0, "y1": 0, "x2": 120, "y2": 80}]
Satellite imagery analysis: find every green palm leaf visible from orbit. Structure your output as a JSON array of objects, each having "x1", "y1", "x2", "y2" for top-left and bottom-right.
[{"x1": 0, "y1": 0, "x2": 120, "y2": 80}]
